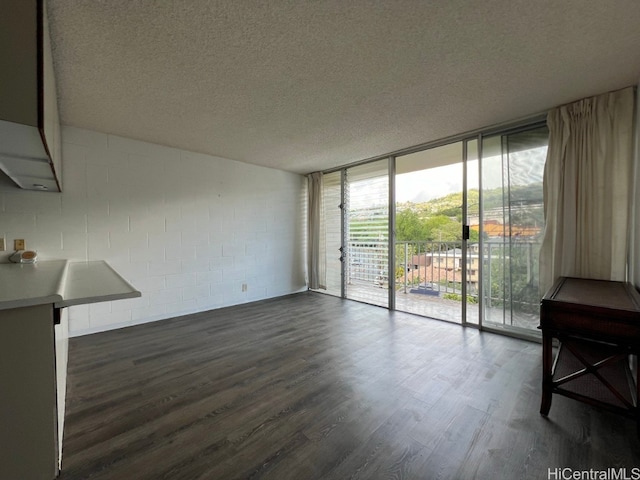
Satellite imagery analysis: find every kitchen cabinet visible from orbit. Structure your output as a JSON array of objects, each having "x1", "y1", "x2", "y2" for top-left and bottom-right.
[
  {"x1": 0, "y1": 0, "x2": 62, "y2": 191},
  {"x1": 0, "y1": 261, "x2": 141, "y2": 478},
  {"x1": 0, "y1": 304, "x2": 59, "y2": 479}
]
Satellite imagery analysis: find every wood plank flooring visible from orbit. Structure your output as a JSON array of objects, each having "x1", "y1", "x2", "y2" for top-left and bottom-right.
[{"x1": 59, "y1": 292, "x2": 640, "y2": 480}]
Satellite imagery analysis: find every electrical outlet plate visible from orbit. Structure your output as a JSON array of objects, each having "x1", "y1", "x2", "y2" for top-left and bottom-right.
[{"x1": 14, "y1": 239, "x2": 25, "y2": 251}]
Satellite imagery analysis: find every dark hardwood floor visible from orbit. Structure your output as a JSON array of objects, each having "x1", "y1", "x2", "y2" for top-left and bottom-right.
[{"x1": 59, "y1": 292, "x2": 640, "y2": 480}]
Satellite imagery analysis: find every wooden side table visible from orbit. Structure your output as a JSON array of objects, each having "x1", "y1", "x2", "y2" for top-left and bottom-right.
[{"x1": 539, "y1": 277, "x2": 640, "y2": 432}]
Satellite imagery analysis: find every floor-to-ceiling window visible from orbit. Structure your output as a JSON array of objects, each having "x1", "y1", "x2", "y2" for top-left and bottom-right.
[
  {"x1": 392, "y1": 139, "x2": 480, "y2": 326},
  {"x1": 395, "y1": 142, "x2": 465, "y2": 323},
  {"x1": 344, "y1": 160, "x2": 389, "y2": 308},
  {"x1": 312, "y1": 120, "x2": 548, "y2": 338}
]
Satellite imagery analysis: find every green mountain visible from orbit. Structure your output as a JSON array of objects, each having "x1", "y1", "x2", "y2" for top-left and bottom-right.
[{"x1": 394, "y1": 183, "x2": 544, "y2": 242}]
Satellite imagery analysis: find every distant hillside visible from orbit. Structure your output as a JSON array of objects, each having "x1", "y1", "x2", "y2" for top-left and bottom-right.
[{"x1": 397, "y1": 183, "x2": 543, "y2": 218}]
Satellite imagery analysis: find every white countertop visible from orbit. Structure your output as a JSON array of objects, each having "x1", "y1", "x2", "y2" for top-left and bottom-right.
[{"x1": 0, "y1": 260, "x2": 140, "y2": 311}]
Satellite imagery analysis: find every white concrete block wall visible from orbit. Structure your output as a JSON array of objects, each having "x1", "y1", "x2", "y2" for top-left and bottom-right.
[{"x1": 0, "y1": 126, "x2": 307, "y2": 336}]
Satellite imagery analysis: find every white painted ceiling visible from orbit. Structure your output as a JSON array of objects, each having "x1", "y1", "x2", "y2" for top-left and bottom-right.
[{"x1": 47, "y1": 0, "x2": 640, "y2": 175}]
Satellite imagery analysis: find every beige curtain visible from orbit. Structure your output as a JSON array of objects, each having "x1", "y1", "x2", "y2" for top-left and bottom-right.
[
  {"x1": 307, "y1": 172, "x2": 326, "y2": 289},
  {"x1": 539, "y1": 87, "x2": 636, "y2": 295}
]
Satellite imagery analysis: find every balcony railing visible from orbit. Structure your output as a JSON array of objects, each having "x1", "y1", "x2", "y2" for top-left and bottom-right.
[
  {"x1": 347, "y1": 239, "x2": 542, "y2": 323},
  {"x1": 395, "y1": 241, "x2": 467, "y2": 296}
]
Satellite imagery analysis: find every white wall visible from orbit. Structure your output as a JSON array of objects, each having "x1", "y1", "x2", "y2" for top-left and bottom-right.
[{"x1": 0, "y1": 126, "x2": 307, "y2": 335}]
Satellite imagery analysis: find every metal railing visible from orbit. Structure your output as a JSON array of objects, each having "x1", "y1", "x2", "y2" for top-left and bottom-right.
[
  {"x1": 348, "y1": 239, "x2": 541, "y2": 312},
  {"x1": 394, "y1": 241, "x2": 466, "y2": 296}
]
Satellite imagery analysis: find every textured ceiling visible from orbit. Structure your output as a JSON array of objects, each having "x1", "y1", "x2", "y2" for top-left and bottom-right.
[{"x1": 47, "y1": 0, "x2": 640, "y2": 175}]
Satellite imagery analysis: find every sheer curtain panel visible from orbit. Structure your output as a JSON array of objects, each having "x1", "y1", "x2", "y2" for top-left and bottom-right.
[
  {"x1": 308, "y1": 172, "x2": 326, "y2": 290},
  {"x1": 539, "y1": 87, "x2": 636, "y2": 295}
]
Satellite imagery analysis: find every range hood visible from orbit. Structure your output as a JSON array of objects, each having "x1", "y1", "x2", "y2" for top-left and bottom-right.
[
  {"x1": 0, "y1": 120, "x2": 61, "y2": 191},
  {"x1": 0, "y1": 0, "x2": 62, "y2": 192}
]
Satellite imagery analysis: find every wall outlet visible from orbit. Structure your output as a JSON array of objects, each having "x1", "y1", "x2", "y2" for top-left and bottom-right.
[
  {"x1": 242, "y1": 283, "x2": 247, "y2": 292},
  {"x1": 0, "y1": 237, "x2": 4, "y2": 251},
  {"x1": 14, "y1": 239, "x2": 25, "y2": 251}
]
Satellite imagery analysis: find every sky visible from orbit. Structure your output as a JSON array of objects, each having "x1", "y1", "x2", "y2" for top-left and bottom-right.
[
  {"x1": 396, "y1": 162, "x2": 471, "y2": 203},
  {"x1": 395, "y1": 147, "x2": 547, "y2": 203}
]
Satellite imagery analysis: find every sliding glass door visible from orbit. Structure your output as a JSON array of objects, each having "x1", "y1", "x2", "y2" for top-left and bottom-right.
[
  {"x1": 394, "y1": 141, "x2": 478, "y2": 324},
  {"x1": 395, "y1": 143, "x2": 463, "y2": 322},
  {"x1": 313, "y1": 121, "x2": 548, "y2": 337},
  {"x1": 480, "y1": 125, "x2": 548, "y2": 332}
]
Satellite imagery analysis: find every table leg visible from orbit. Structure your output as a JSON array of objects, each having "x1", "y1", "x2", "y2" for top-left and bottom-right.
[{"x1": 540, "y1": 333, "x2": 553, "y2": 416}]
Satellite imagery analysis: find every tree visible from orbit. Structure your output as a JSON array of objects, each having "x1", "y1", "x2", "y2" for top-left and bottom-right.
[
  {"x1": 396, "y1": 209, "x2": 427, "y2": 241},
  {"x1": 423, "y1": 215, "x2": 460, "y2": 243}
]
